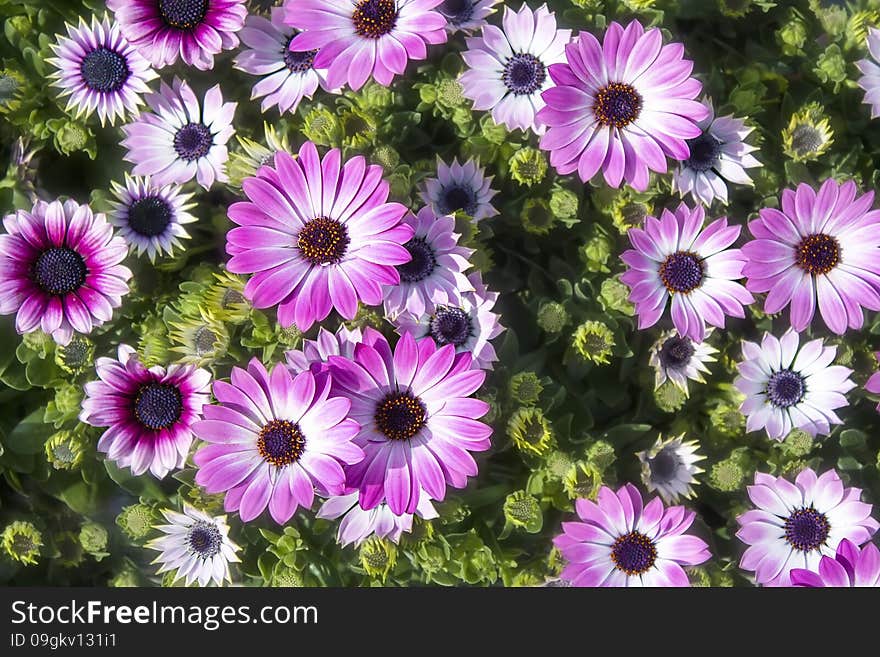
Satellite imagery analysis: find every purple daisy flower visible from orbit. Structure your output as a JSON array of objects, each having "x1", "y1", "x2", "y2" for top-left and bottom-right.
[
  {"x1": 81, "y1": 344, "x2": 211, "y2": 479},
  {"x1": 109, "y1": 174, "x2": 197, "y2": 263},
  {"x1": 383, "y1": 206, "x2": 474, "y2": 319},
  {"x1": 856, "y1": 28, "x2": 880, "y2": 119},
  {"x1": 736, "y1": 468, "x2": 878, "y2": 587},
  {"x1": 620, "y1": 202, "x2": 753, "y2": 342},
  {"x1": 285, "y1": 325, "x2": 364, "y2": 375},
  {"x1": 742, "y1": 179, "x2": 880, "y2": 335},
  {"x1": 438, "y1": 0, "x2": 501, "y2": 34},
  {"x1": 790, "y1": 538, "x2": 880, "y2": 587},
  {"x1": 420, "y1": 156, "x2": 499, "y2": 222},
  {"x1": 392, "y1": 271, "x2": 503, "y2": 370},
  {"x1": 865, "y1": 352, "x2": 880, "y2": 413},
  {"x1": 0, "y1": 199, "x2": 131, "y2": 345},
  {"x1": 317, "y1": 490, "x2": 438, "y2": 547},
  {"x1": 285, "y1": 0, "x2": 448, "y2": 91},
  {"x1": 122, "y1": 78, "x2": 236, "y2": 190},
  {"x1": 459, "y1": 3, "x2": 570, "y2": 134},
  {"x1": 734, "y1": 330, "x2": 855, "y2": 442},
  {"x1": 234, "y1": 8, "x2": 337, "y2": 115},
  {"x1": 537, "y1": 21, "x2": 708, "y2": 191},
  {"x1": 107, "y1": 0, "x2": 247, "y2": 71},
  {"x1": 328, "y1": 329, "x2": 492, "y2": 515},
  {"x1": 47, "y1": 14, "x2": 157, "y2": 127},
  {"x1": 226, "y1": 141, "x2": 412, "y2": 331},
  {"x1": 192, "y1": 360, "x2": 364, "y2": 524},
  {"x1": 553, "y1": 483, "x2": 711, "y2": 587}
]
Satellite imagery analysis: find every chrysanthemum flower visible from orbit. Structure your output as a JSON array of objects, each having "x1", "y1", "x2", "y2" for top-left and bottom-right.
[
  {"x1": 392, "y1": 272, "x2": 503, "y2": 370},
  {"x1": 742, "y1": 179, "x2": 880, "y2": 335},
  {"x1": 537, "y1": 20, "x2": 708, "y2": 190},
  {"x1": 383, "y1": 206, "x2": 474, "y2": 319},
  {"x1": 736, "y1": 468, "x2": 878, "y2": 587},
  {"x1": 0, "y1": 199, "x2": 131, "y2": 345},
  {"x1": 459, "y1": 4, "x2": 570, "y2": 133},
  {"x1": 108, "y1": 174, "x2": 197, "y2": 263},
  {"x1": 856, "y1": 27, "x2": 880, "y2": 118},
  {"x1": 672, "y1": 100, "x2": 761, "y2": 206},
  {"x1": 328, "y1": 329, "x2": 492, "y2": 515},
  {"x1": 438, "y1": 0, "x2": 501, "y2": 33},
  {"x1": 554, "y1": 483, "x2": 710, "y2": 587},
  {"x1": 285, "y1": 326, "x2": 364, "y2": 375},
  {"x1": 420, "y1": 156, "x2": 498, "y2": 222},
  {"x1": 790, "y1": 538, "x2": 880, "y2": 587},
  {"x1": 47, "y1": 15, "x2": 157, "y2": 127},
  {"x1": 80, "y1": 344, "x2": 211, "y2": 479},
  {"x1": 648, "y1": 330, "x2": 717, "y2": 394},
  {"x1": 193, "y1": 361, "x2": 364, "y2": 524},
  {"x1": 734, "y1": 330, "x2": 854, "y2": 441},
  {"x1": 285, "y1": 0, "x2": 448, "y2": 91},
  {"x1": 636, "y1": 435, "x2": 704, "y2": 504},
  {"x1": 122, "y1": 79, "x2": 236, "y2": 190},
  {"x1": 107, "y1": 0, "x2": 247, "y2": 71},
  {"x1": 317, "y1": 491, "x2": 437, "y2": 547},
  {"x1": 226, "y1": 141, "x2": 412, "y2": 331},
  {"x1": 620, "y1": 203, "x2": 753, "y2": 342},
  {"x1": 147, "y1": 506, "x2": 240, "y2": 587},
  {"x1": 234, "y1": 8, "x2": 336, "y2": 115}
]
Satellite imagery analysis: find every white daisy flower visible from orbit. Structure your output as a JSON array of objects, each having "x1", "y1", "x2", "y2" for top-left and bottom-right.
[
  {"x1": 637, "y1": 434, "x2": 705, "y2": 504},
  {"x1": 649, "y1": 330, "x2": 717, "y2": 395}
]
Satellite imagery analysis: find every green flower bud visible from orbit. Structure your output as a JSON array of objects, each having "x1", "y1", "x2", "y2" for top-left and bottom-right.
[
  {"x1": 507, "y1": 407, "x2": 554, "y2": 457},
  {"x1": 782, "y1": 102, "x2": 833, "y2": 163},
  {"x1": 116, "y1": 504, "x2": 156, "y2": 541},
  {"x1": 508, "y1": 371, "x2": 543, "y2": 406},
  {"x1": 372, "y1": 144, "x2": 400, "y2": 170},
  {"x1": 479, "y1": 114, "x2": 507, "y2": 144},
  {"x1": 709, "y1": 402, "x2": 745, "y2": 439},
  {"x1": 272, "y1": 568, "x2": 304, "y2": 587},
  {"x1": 563, "y1": 461, "x2": 603, "y2": 500},
  {"x1": 402, "y1": 516, "x2": 435, "y2": 549},
  {"x1": 168, "y1": 308, "x2": 229, "y2": 366},
  {"x1": 359, "y1": 536, "x2": 397, "y2": 581},
  {"x1": 503, "y1": 491, "x2": 543, "y2": 533},
  {"x1": 356, "y1": 81, "x2": 394, "y2": 110},
  {"x1": 509, "y1": 147, "x2": 547, "y2": 187},
  {"x1": 436, "y1": 78, "x2": 466, "y2": 108},
  {"x1": 520, "y1": 198, "x2": 557, "y2": 235},
  {"x1": 55, "y1": 334, "x2": 94, "y2": 375},
  {"x1": 45, "y1": 429, "x2": 86, "y2": 471},
  {"x1": 387, "y1": 171, "x2": 412, "y2": 201},
  {"x1": 572, "y1": 320, "x2": 615, "y2": 365},
  {"x1": 22, "y1": 329, "x2": 54, "y2": 358},
  {"x1": 302, "y1": 107, "x2": 340, "y2": 147},
  {"x1": 54, "y1": 531, "x2": 84, "y2": 569},
  {"x1": 510, "y1": 569, "x2": 544, "y2": 587},
  {"x1": 780, "y1": 459, "x2": 809, "y2": 478},
  {"x1": 545, "y1": 451, "x2": 574, "y2": 480},
  {"x1": 717, "y1": 0, "x2": 753, "y2": 18},
  {"x1": 586, "y1": 440, "x2": 616, "y2": 471},
  {"x1": 844, "y1": 11, "x2": 880, "y2": 51},
  {"x1": 654, "y1": 381, "x2": 688, "y2": 413},
  {"x1": 449, "y1": 530, "x2": 497, "y2": 585},
  {"x1": 549, "y1": 187, "x2": 579, "y2": 220},
  {"x1": 687, "y1": 566, "x2": 713, "y2": 587},
  {"x1": 52, "y1": 120, "x2": 92, "y2": 156},
  {"x1": 581, "y1": 229, "x2": 613, "y2": 273},
  {"x1": 226, "y1": 123, "x2": 290, "y2": 188},
  {"x1": 2, "y1": 521, "x2": 42, "y2": 565},
  {"x1": 79, "y1": 522, "x2": 109, "y2": 556},
  {"x1": 109, "y1": 568, "x2": 141, "y2": 587},
  {"x1": 44, "y1": 383, "x2": 82, "y2": 426},
  {"x1": 600, "y1": 277, "x2": 635, "y2": 316},
  {"x1": 709, "y1": 457, "x2": 746, "y2": 492},
  {"x1": 203, "y1": 271, "x2": 250, "y2": 324},
  {"x1": 344, "y1": 304, "x2": 386, "y2": 332},
  {"x1": 777, "y1": 15, "x2": 807, "y2": 56},
  {"x1": 477, "y1": 388, "x2": 501, "y2": 425},
  {"x1": 137, "y1": 313, "x2": 172, "y2": 367},
  {"x1": 779, "y1": 428, "x2": 814, "y2": 458},
  {"x1": 339, "y1": 108, "x2": 377, "y2": 149},
  {"x1": 537, "y1": 301, "x2": 569, "y2": 333},
  {"x1": 814, "y1": 44, "x2": 847, "y2": 87}
]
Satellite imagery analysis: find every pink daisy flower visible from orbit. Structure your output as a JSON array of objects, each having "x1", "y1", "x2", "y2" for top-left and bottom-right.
[
  {"x1": 790, "y1": 539, "x2": 880, "y2": 587},
  {"x1": 285, "y1": 325, "x2": 364, "y2": 375},
  {"x1": 317, "y1": 490, "x2": 438, "y2": 547}
]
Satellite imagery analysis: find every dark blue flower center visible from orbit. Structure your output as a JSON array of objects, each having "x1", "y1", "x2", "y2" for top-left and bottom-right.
[
  {"x1": 376, "y1": 391, "x2": 426, "y2": 441},
  {"x1": 158, "y1": 0, "x2": 208, "y2": 30},
  {"x1": 795, "y1": 233, "x2": 840, "y2": 276},
  {"x1": 397, "y1": 237, "x2": 437, "y2": 283},
  {"x1": 80, "y1": 47, "x2": 130, "y2": 93},
  {"x1": 790, "y1": 124, "x2": 824, "y2": 156},
  {"x1": 784, "y1": 507, "x2": 830, "y2": 552},
  {"x1": 133, "y1": 383, "x2": 183, "y2": 430},
  {"x1": 766, "y1": 369, "x2": 806, "y2": 408},
  {"x1": 283, "y1": 34, "x2": 317, "y2": 73},
  {"x1": 658, "y1": 251, "x2": 703, "y2": 294},
  {"x1": 611, "y1": 531, "x2": 657, "y2": 576},
  {"x1": 173, "y1": 123, "x2": 213, "y2": 161},
  {"x1": 297, "y1": 216, "x2": 350, "y2": 265},
  {"x1": 649, "y1": 448, "x2": 680, "y2": 483},
  {"x1": 684, "y1": 133, "x2": 722, "y2": 172},
  {"x1": 187, "y1": 521, "x2": 222, "y2": 558},
  {"x1": 502, "y1": 53, "x2": 546, "y2": 95},
  {"x1": 258, "y1": 419, "x2": 306, "y2": 467},
  {"x1": 127, "y1": 196, "x2": 173, "y2": 237},
  {"x1": 659, "y1": 335, "x2": 695, "y2": 369},
  {"x1": 439, "y1": 185, "x2": 477, "y2": 215},
  {"x1": 353, "y1": 0, "x2": 398, "y2": 39},
  {"x1": 430, "y1": 306, "x2": 472, "y2": 347},
  {"x1": 593, "y1": 82, "x2": 643, "y2": 129},
  {"x1": 32, "y1": 247, "x2": 87, "y2": 296},
  {"x1": 439, "y1": 0, "x2": 474, "y2": 24}
]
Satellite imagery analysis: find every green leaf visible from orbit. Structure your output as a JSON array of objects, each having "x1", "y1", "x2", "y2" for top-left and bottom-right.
[
  {"x1": 839, "y1": 429, "x2": 866, "y2": 450},
  {"x1": 104, "y1": 460, "x2": 168, "y2": 501},
  {"x1": 5, "y1": 408, "x2": 52, "y2": 455}
]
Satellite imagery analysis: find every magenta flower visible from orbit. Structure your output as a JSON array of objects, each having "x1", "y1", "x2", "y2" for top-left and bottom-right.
[
  {"x1": 285, "y1": 325, "x2": 364, "y2": 375},
  {"x1": 193, "y1": 361, "x2": 364, "y2": 524},
  {"x1": 742, "y1": 179, "x2": 880, "y2": 335},
  {"x1": 865, "y1": 352, "x2": 880, "y2": 413},
  {"x1": 0, "y1": 199, "x2": 131, "y2": 345},
  {"x1": 328, "y1": 329, "x2": 492, "y2": 515},
  {"x1": 317, "y1": 491, "x2": 438, "y2": 547},
  {"x1": 553, "y1": 483, "x2": 710, "y2": 587},
  {"x1": 226, "y1": 141, "x2": 412, "y2": 331},
  {"x1": 47, "y1": 14, "x2": 157, "y2": 127},
  {"x1": 121, "y1": 78, "x2": 236, "y2": 190},
  {"x1": 537, "y1": 21, "x2": 708, "y2": 191},
  {"x1": 81, "y1": 344, "x2": 211, "y2": 479},
  {"x1": 285, "y1": 0, "x2": 448, "y2": 91},
  {"x1": 107, "y1": 0, "x2": 247, "y2": 71},
  {"x1": 736, "y1": 469, "x2": 878, "y2": 587},
  {"x1": 790, "y1": 539, "x2": 880, "y2": 587},
  {"x1": 620, "y1": 203, "x2": 753, "y2": 342},
  {"x1": 234, "y1": 8, "x2": 336, "y2": 115},
  {"x1": 383, "y1": 206, "x2": 474, "y2": 319},
  {"x1": 459, "y1": 3, "x2": 570, "y2": 133}
]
